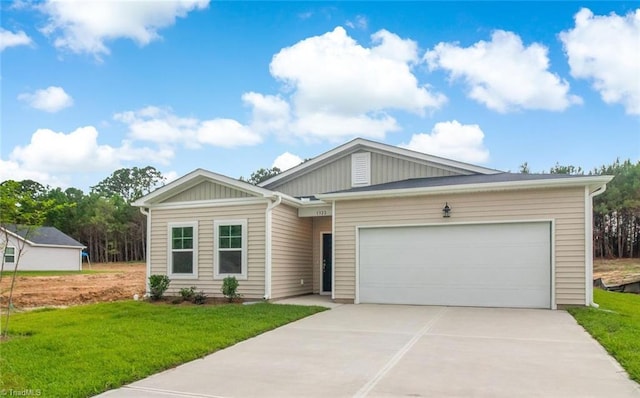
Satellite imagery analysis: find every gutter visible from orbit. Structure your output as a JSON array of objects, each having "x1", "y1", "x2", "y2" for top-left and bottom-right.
[
  {"x1": 587, "y1": 184, "x2": 608, "y2": 308},
  {"x1": 139, "y1": 207, "x2": 151, "y2": 295},
  {"x1": 264, "y1": 194, "x2": 282, "y2": 300}
]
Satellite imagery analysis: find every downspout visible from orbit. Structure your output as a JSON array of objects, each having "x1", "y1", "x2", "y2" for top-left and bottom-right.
[
  {"x1": 264, "y1": 194, "x2": 282, "y2": 300},
  {"x1": 139, "y1": 207, "x2": 151, "y2": 295},
  {"x1": 587, "y1": 184, "x2": 607, "y2": 308}
]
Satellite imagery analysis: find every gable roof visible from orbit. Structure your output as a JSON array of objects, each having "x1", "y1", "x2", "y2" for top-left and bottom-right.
[
  {"x1": 259, "y1": 137, "x2": 501, "y2": 189},
  {"x1": 317, "y1": 173, "x2": 614, "y2": 200},
  {"x1": 2, "y1": 225, "x2": 85, "y2": 248},
  {"x1": 133, "y1": 168, "x2": 303, "y2": 207}
]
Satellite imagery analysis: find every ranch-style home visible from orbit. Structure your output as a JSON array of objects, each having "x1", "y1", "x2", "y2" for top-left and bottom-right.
[
  {"x1": 1, "y1": 225, "x2": 85, "y2": 271},
  {"x1": 133, "y1": 138, "x2": 613, "y2": 309}
]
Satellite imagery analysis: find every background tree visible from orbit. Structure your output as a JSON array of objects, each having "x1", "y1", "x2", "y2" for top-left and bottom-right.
[{"x1": 241, "y1": 167, "x2": 281, "y2": 185}]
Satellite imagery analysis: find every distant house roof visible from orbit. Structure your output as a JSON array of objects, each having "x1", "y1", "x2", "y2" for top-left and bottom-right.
[
  {"x1": 1, "y1": 225, "x2": 85, "y2": 248},
  {"x1": 317, "y1": 173, "x2": 614, "y2": 200}
]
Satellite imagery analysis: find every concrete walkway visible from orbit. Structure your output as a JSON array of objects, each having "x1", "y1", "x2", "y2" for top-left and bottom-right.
[{"x1": 98, "y1": 305, "x2": 640, "y2": 398}]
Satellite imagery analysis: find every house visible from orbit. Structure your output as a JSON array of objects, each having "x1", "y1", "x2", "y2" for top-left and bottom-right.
[
  {"x1": 1, "y1": 225, "x2": 85, "y2": 271},
  {"x1": 133, "y1": 138, "x2": 613, "y2": 309}
]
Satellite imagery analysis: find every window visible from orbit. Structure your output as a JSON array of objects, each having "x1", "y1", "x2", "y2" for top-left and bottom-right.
[
  {"x1": 4, "y1": 247, "x2": 15, "y2": 263},
  {"x1": 351, "y1": 152, "x2": 371, "y2": 187},
  {"x1": 168, "y1": 222, "x2": 198, "y2": 277},
  {"x1": 214, "y1": 219, "x2": 247, "y2": 279}
]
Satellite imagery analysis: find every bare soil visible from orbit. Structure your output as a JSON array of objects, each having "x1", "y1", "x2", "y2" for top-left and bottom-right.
[
  {"x1": 593, "y1": 258, "x2": 640, "y2": 286},
  {"x1": 0, "y1": 263, "x2": 145, "y2": 308}
]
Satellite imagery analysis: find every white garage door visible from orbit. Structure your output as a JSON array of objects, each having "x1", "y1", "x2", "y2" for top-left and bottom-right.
[{"x1": 358, "y1": 222, "x2": 551, "y2": 308}]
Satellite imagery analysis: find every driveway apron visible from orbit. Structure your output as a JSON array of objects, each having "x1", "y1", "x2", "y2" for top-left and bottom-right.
[{"x1": 97, "y1": 304, "x2": 640, "y2": 398}]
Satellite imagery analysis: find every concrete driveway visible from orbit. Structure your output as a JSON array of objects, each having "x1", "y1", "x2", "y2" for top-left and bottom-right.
[{"x1": 98, "y1": 304, "x2": 640, "y2": 398}]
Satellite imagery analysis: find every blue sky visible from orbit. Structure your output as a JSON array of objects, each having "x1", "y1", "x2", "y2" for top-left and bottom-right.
[{"x1": 1, "y1": 1, "x2": 639, "y2": 191}]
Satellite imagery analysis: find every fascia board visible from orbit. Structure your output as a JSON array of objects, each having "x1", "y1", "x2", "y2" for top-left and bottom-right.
[{"x1": 317, "y1": 176, "x2": 614, "y2": 201}]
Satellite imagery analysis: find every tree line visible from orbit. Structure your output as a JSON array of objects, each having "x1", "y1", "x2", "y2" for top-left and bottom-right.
[{"x1": 1, "y1": 159, "x2": 638, "y2": 262}]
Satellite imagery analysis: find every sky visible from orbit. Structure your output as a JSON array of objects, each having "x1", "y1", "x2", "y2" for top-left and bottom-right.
[{"x1": 1, "y1": 1, "x2": 639, "y2": 191}]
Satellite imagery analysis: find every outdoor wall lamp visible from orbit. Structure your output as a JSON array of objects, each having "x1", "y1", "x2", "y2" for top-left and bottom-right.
[{"x1": 442, "y1": 202, "x2": 452, "y2": 218}]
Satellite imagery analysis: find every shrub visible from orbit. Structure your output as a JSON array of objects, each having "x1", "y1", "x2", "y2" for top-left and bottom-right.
[
  {"x1": 148, "y1": 275, "x2": 170, "y2": 300},
  {"x1": 179, "y1": 286, "x2": 196, "y2": 302},
  {"x1": 193, "y1": 290, "x2": 207, "y2": 305},
  {"x1": 221, "y1": 276, "x2": 241, "y2": 303}
]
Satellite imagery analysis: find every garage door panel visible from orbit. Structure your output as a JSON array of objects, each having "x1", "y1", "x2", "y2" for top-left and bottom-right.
[{"x1": 358, "y1": 223, "x2": 551, "y2": 308}]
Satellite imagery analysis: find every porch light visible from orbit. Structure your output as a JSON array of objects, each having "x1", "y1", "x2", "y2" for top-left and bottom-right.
[{"x1": 442, "y1": 203, "x2": 451, "y2": 218}]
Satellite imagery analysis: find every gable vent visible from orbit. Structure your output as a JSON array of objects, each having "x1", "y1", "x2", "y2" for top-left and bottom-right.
[{"x1": 351, "y1": 152, "x2": 371, "y2": 187}]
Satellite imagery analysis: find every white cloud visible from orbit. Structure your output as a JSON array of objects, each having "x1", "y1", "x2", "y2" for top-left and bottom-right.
[
  {"x1": 401, "y1": 120, "x2": 489, "y2": 163},
  {"x1": 272, "y1": 152, "x2": 303, "y2": 171},
  {"x1": 0, "y1": 159, "x2": 66, "y2": 187},
  {"x1": 345, "y1": 15, "x2": 368, "y2": 30},
  {"x1": 0, "y1": 28, "x2": 33, "y2": 51},
  {"x1": 261, "y1": 26, "x2": 445, "y2": 141},
  {"x1": 17, "y1": 86, "x2": 73, "y2": 113},
  {"x1": 560, "y1": 8, "x2": 640, "y2": 115},
  {"x1": 425, "y1": 30, "x2": 582, "y2": 112},
  {"x1": 9, "y1": 126, "x2": 173, "y2": 175},
  {"x1": 38, "y1": 0, "x2": 209, "y2": 58},
  {"x1": 115, "y1": 106, "x2": 262, "y2": 148},
  {"x1": 242, "y1": 92, "x2": 291, "y2": 133}
]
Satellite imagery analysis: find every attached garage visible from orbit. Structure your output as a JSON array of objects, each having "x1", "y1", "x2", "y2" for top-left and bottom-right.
[{"x1": 358, "y1": 222, "x2": 552, "y2": 309}]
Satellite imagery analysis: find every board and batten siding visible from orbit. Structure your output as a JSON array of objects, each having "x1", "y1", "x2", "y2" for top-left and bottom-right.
[
  {"x1": 333, "y1": 187, "x2": 587, "y2": 306},
  {"x1": 150, "y1": 202, "x2": 267, "y2": 299},
  {"x1": 270, "y1": 205, "x2": 313, "y2": 299},
  {"x1": 163, "y1": 181, "x2": 252, "y2": 203},
  {"x1": 312, "y1": 216, "x2": 332, "y2": 293},
  {"x1": 267, "y1": 151, "x2": 468, "y2": 197}
]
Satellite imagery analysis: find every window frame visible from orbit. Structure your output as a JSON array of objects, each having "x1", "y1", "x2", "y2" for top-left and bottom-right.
[
  {"x1": 4, "y1": 246, "x2": 15, "y2": 264},
  {"x1": 167, "y1": 221, "x2": 198, "y2": 279},
  {"x1": 214, "y1": 219, "x2": 248, "y2": 280}
]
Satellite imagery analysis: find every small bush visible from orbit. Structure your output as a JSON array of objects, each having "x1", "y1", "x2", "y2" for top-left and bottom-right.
[
  {"x1": 179, "y1": 286, "x2": 196, "y2": 302},
  {"x1": 148, "y1": 275, "x2": 170, "y2": 300},
  {"x1": 193, "y1": 290, "x2": 207, "y2": 305},
  {"x1": 221, "y1": 276, "x2": 241, "y2": 303}
]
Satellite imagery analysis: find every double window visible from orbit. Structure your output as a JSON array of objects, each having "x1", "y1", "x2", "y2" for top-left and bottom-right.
[
  {"x1": 214, "y1": 220, "x2": 247, "y2": 280},
  {"x1": 4, "y1": 247, "x2": 15, "y2": 263},
  {"x1": 168, "y1": 222, "x2": 198, "y2": 277}
]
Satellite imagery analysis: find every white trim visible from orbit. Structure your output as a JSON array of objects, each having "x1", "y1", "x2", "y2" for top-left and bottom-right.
[
  {"x1": 331, "y1": 200, "x2": 336, "y2": 301},
  {"x1": 264, "y1": 195, "x2": 282, "y2": 299},
  {"x1": 317, "y1": 175, "x2": 614, "y2": 201},
  {"x1": 320, "y1": 231, "x2": 332, "y2": 295},
  {"x1": 167, "y1": 221, "x2": 198, "y2": 279},
  {"x1": 141, "y1": 207, "x2": 151, "y2": 294},
  {"x1": 259, "y1": 138, "x2": 500, "y2": 188},
  {"x1": 355, "y1": 219, "x2": 555, "y2": 309},
  {"x1": 587, "y1": 184, "x2": 607, "y2": 307},
  {"x1": 214, "y1": 219, "x2": 248, "y2": 280},
  {"x1": 143, "y1": 197, "x2": 271, "y2": 210}
]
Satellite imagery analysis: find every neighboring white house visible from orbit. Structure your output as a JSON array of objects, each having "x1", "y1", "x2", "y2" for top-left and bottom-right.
[{"x1": 1, "y1": 225, "x2": 85, "y2": 271}]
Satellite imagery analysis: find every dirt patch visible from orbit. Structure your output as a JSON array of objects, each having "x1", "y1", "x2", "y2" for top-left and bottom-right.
[
  {"x1": 594, "y1": 258, "x2": 640, "y2": 285},
  {"x1": 0, "y1": 263, "x2": 145, "y2": 308}
]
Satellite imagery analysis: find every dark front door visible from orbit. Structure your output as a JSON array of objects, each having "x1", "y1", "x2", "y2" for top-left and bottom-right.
[{"x1": 322, "y1": 233, "x2": 332, "y2": 293}]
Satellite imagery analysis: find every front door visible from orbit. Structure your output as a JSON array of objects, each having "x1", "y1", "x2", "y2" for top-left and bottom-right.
[{"x1": 322, "y1": 233, "x2": 332, "y2": 293}]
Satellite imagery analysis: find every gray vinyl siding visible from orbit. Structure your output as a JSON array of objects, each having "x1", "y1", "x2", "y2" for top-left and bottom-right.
[
  {"x1": 267, "y1": 151, "x2": 469, "y2": 197},
  {"x1": 149, "y1": 202, "x2": 267, "y2": 299},
  {"x1": 312, "y1": 216, "x2": 332, "y2": 293},
  {"x1": 333, "y1": 187, "x2": 587, "y2": 306},
  {"x1": 270, "y1": 205, "x2": 313, "y2": 299},
  {"x1": 164, "y1": 181, "x2": 252, "y2": 202}
]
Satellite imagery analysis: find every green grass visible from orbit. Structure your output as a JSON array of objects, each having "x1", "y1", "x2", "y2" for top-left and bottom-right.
[
  {"x1": 0, "y1": 301, "x2": 326, "y2": 397},
  {"x1": 568, "y1": 289, "x2": 640, "y2": 383},
  {"x1": 0, "y1": 270, "x2": 107, "y2": 277}
]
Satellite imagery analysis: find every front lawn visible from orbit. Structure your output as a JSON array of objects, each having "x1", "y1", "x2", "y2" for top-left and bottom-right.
[
  {"x1": 568, "y1": 289, "x2": 640, "y2": 383},
  {"x1": 0, "y1": 301, "x2": 326, "y2": 397}
]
